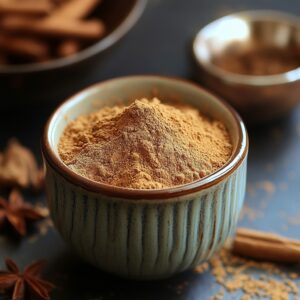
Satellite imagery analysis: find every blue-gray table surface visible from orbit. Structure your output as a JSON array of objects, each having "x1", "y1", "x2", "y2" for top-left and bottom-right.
[{"x1": 1, "y1": 0, "x2": 300, "y2": 299}]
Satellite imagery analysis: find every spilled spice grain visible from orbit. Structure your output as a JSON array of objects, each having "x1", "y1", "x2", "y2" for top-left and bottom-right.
[
  {"x1": 213, "y1": 47, "x2": 300, "y2": 75},
  {"x1": 258, "y1": 180, "x2": 276, "y2": 195},
  {"x1": 208, "y1": 249, "x2": 299, "y2": 299},
  {"x1": 239, "y1": 204, "x2": 264, "y2": 222},
  {"x1": 194, "y1": 262, "x2": 209, "y2": 274},
  {"x1": 59, "y1": 98, "x2": 232, "y2": 189},
  {"x1": 212, "y1": 289, "x2": 224, "y2": 300}
]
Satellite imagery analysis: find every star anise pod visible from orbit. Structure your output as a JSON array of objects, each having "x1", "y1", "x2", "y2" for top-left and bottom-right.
[
  {"x1": 0, "y1": 189, "x2": 45, "y2": 236},
  {"x1": 0, "y1": 258, "x2": 55, "y2": 300}
]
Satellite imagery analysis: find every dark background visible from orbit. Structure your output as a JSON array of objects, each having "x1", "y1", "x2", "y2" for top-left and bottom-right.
[{"x1": 1, "y1": 0, "x2": 300, "y2": 299}]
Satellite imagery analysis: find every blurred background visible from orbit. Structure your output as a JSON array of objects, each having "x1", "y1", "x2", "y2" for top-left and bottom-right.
[{"x1": 1, "y1": 0, "x2": 300, "y2": 299}]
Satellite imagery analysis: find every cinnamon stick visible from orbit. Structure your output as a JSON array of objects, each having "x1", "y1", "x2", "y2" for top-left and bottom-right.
[
  {"x1": 0, "y1": 0, "x2": 52, "y2": 16},
  {"x1": 232, "y1": 227, "x2": 300, "y2": 263},
  {"x1": 50, "y1": 0, "x2": 101, "y2": 19},
  {"x1": 57, "y1": 40, "x2": 80, "y2": 57},
  {"x1": 52, "y1": 0, "x2": 102, "y2": 57},
  {"x1": 0, "y1": 0, "x2": 105, "y2": 64},
  {"x1": 1, "y1": 16, "x2": 105, "y2": 40},
  {"x1": 0, "y1": 34, "x2": 49, "y2": 60}
]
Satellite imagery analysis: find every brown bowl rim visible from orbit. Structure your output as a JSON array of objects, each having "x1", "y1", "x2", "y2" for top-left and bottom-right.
[
  {"x1": 41, "y1": 75, "x2": 249, "y2": 200},
  {"x1": 0, "y1": 0, "x2": 147, "y2": 74},
  {"x1": 193, "y1": 9, "x2": 300, "y2": 87}
]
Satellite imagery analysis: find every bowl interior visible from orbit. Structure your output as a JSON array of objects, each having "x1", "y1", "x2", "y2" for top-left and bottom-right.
[
  {"x1": 194, "y1": 11, "x2": 300, "y2": 76},
  {"x1": 47, "y1": 76, "x2": 244, "y2": 174}
]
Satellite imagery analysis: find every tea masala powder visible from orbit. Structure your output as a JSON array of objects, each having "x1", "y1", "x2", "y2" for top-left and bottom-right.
[
  {"x1": 195, "y1": 248, "x2": 299, "y2": 300},
  {"x1": 58, "y1": 98, "x2": 232, "y2": 189}
]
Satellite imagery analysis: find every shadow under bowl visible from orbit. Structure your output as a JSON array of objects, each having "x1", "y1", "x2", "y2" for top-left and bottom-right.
[
  {"x1": 42, "y1": 75, "x2": 248, "y2": 279},
  {"x1": 193, "y1": 10, "x2": 300, "y2": 124}
]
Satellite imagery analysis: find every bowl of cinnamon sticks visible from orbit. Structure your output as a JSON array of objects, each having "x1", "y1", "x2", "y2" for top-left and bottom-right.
[{"x1": 0, "y1": 0, "x2": 146, "y2": 107}]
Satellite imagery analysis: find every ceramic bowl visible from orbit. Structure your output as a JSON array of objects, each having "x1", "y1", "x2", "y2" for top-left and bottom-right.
[
  {"x1": 42, "y1": 76, "x2": 248, "y2": 280},
  {"x1": 193, "y1": 10, "x2": 300, "y2": 124}
]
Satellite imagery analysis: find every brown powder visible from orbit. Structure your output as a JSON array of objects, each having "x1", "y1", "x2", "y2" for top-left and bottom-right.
[
  {"x1": 58, "y1": 98, "x2": 232, "y2": 189},
  {"x1": 214, "y1": 47, "x2": 300, "y2": 76},
  {"x1": 257, "y1": 180, "x2": 276, "y2": 195},
  {"x1": 206, "y1": 248, "x2": 299, "y2": 299},
  {"x1": 194, "y1": 262, "x2": 209, "y2": 274},
  {"x1": 239, "y1": 204, "x2": 264, "y2": 222}
]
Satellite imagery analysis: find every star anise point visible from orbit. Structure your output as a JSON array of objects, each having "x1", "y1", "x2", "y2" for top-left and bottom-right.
[{"x1": 0, "y1": 259, "x2": 55, "y2": 300}]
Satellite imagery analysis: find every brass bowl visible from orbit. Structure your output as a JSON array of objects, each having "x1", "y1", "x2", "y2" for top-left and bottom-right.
[{"x1": 193, "y1": 10, "x2": 300, "y2": 124}]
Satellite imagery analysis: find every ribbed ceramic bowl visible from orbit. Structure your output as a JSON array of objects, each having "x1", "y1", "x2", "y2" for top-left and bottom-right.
[{"x1": 42, "y1": 76, "x2": 248, "y2": 280}]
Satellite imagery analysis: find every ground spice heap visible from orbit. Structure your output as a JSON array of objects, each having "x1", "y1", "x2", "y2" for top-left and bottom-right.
[
  {"x1": 58, "y1": 98, "x2": 232, "y2": 189},
  {"x1": 207, "y1": 248, "x2": 299, "y2": 300}
]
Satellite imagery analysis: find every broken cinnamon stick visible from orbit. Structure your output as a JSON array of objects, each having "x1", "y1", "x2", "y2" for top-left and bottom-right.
[{"x1": 232, "y1": 227, "x2": 300, "y2": 263}]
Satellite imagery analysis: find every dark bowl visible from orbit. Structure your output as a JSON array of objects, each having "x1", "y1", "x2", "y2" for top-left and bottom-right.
[{"x1": 0, "y1": 0, "x2": 146, "y2": 109}]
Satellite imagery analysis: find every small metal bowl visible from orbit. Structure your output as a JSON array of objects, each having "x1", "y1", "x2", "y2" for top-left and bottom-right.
[{"x1": 193, "y1": 10, "x2": 300, "y2": 123}]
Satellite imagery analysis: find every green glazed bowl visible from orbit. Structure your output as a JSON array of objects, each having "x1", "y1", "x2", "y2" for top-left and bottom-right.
[{"x1": 42, "y1": 75, "x2": 248, "y2": 280}]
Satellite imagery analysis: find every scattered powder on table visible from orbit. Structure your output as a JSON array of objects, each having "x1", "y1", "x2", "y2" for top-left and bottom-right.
[
  {"x1": 195, "y1": 248, "x2": 299, "y2": 299},
  {"x1": 58, "y1": 98, "x2": 232, "y2": 189},
  {"x1": 239, "y1": 204, "x2": 264, "y2": 222},
  {"x1": 258, "y1": 180, "x2": 276, "y2": 195},
  {"x1": 194, "y1": 262, "x2": 210, "y2": 274}
]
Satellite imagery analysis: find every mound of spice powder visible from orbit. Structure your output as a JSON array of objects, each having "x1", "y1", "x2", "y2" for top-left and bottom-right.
[{"x1": 58, "y1": 98, "x2": 232, "y2": 189}]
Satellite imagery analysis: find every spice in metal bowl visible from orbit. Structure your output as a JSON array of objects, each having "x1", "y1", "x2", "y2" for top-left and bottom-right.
[{"x1": 213, "y1": 47, "x2": 300, "y2": 76}]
